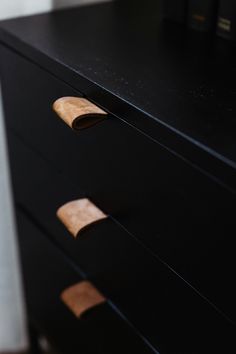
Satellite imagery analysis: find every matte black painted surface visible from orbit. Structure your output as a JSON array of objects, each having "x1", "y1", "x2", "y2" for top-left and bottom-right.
[
  {"x1": 16, "y1": 210, "x2": 155, "y2": 354},
  {"x1": 12, "y1": 141, "x2": 236, "y2": 354},
  {"x1": 0, "y1": 0, "x2": 236, "y2": 188},
  {"x1": 2, "y1": 45, "x2": 236, "y2": 324},
  {"x1": 0, "y1": 2, "x2": 236, "y2": 352}
]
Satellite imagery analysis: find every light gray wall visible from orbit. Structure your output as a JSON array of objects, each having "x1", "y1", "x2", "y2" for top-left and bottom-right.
[
  {"x1": 0, "y1": 0, "x2": 110, "y2": 20},
  {"x1": 0, "y1": 86, "x2": 28, "y2": 352}
]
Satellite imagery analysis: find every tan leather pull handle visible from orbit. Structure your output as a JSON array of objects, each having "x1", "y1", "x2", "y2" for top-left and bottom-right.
[
  {"x1": 56, "y1": 198, "x2": 107, "y2": 238},
  {"x1": 52, "y1": 97, "x2": 107, "y2": 131},
  {"x1": 61, "y1": 281, "x2": 106, "y2": 318}
]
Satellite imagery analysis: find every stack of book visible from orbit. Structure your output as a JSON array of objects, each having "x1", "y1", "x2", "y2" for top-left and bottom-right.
[{"x1": 161, "y1": 0, "x2": 236, "y2": 41}]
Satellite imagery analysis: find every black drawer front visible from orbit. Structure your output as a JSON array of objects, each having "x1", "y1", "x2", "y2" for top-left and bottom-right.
[
  {"x1": 8, "y1": 133, "x2": 235, "y2": 354},
  {"x1": 16, "y1": 210, "x2": 155, "y2": 354},
  {"x1": 1, "y1": 44, "x2": 236, "y2": 322}
]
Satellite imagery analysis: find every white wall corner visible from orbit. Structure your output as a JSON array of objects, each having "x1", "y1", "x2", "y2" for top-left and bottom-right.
[{"x1": 0, "y1": 0, "x2": 112, "y2": 21}]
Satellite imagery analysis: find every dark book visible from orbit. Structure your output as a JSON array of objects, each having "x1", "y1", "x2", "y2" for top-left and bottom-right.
[
  {"x1": 161, "y1": 0, "x2": 187, "y2": 24},
  {"x1": 217, "y1": 0, "x2": 236, "y2": 40},
  {"x1": 188, "y1": 0, "x2": 218, "y2": 32}
]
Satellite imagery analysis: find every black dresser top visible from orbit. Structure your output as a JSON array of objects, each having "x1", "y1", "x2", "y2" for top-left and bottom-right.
[{"x1": 0, "y1": 0, "x2": 236, "y2": 188}]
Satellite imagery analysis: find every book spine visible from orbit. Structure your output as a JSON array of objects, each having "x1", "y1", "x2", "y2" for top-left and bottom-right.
[
  {"x1": 217, "y1": 0, "x2": 236, "y2": 40},
  {"x1": 188, "y1": 0, "x2": 218, "y2": 32},
  {"x1": 161, "y1": 0, "x2": 187, "y2": 24}
]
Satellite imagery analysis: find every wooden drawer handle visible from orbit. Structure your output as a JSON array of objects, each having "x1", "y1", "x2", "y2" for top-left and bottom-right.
[
  {"x1": 56, "y1": 198, "x2": 108, "y2": 238},
  {"x1": 61, "y1": 281, "x2": 106, "y2": 318},
  {"x1": 52, "y1": 97, "x2": 107, "y2": 131}
]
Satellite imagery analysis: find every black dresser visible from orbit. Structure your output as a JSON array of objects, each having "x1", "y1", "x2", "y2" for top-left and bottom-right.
[{"x1": 0, "y1": 1, "x2": 235, "y2": 353}]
